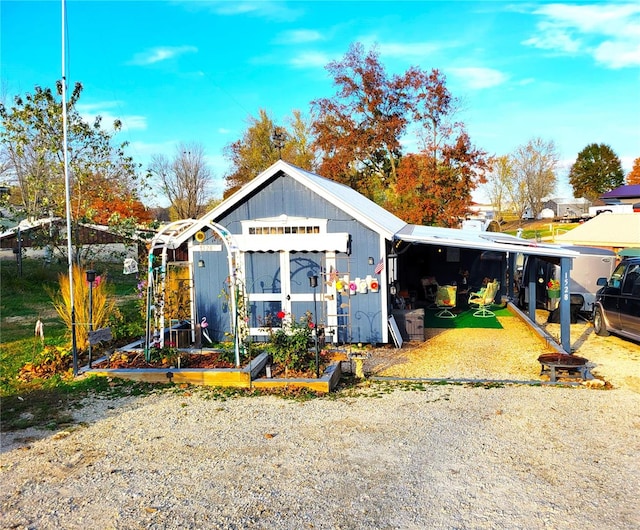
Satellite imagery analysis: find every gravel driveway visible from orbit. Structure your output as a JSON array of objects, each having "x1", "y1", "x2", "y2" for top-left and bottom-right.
[{"x1": 2, "y1": 310, "x2": 639, "y2": 530}]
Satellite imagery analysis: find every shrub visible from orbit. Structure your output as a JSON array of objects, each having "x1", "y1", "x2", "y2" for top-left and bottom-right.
[{"x1": 265, "y1": 311, "x2": 315, "y2": 375}]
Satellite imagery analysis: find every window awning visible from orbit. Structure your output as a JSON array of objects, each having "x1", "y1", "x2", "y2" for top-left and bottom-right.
[{"x1": 234, "y1": 233, "x2": 350, "y2": 253}]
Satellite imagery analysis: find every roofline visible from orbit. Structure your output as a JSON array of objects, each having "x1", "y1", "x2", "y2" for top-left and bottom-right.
[
  {"x1": 204, "y1": 160, "x2": 405, "y2": 240},
  {"x1": 396, "y1": 225, "x2": 579, "y2": 258}
]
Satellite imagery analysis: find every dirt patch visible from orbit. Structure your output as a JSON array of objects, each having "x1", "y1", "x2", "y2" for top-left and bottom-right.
[{"x1": 93, "y1": 351, "x2": 236, "y2": 369}]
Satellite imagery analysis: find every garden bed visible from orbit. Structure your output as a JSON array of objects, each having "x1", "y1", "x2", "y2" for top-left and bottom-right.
[
  {"x1": 252, "y1": 361, "x2": 342, "y2": 393},
  {"x1": 85, "y1": 351, "x2": 269, "y2": 388},
  {"x1": 84, "y1": 350, "x2": 343, "y2": 392}
]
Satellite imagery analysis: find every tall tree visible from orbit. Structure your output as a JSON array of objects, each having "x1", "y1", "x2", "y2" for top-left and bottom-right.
[
  {"x1": 311, "y1": 43, "x2": 407, "y2": 201},
  {"x1": 0, "y1": 82, "x2": 145, "y2": 260},
  {"x1": 390, "y1": 132, "x2": 490, "y2": 227},
  {"x1": 149, "y1": 142, "x2": 211, "y2": 219},
  {"x1": 312, "y1": 43, "x2": 489, "y2": 222},
  {"x1": 223, "y1": 109, "x2": 316, "y2": 197},
  {"x1": 512, "y1": 138, "x2": 559, "y2": 219},
  {"x1": 389, "y1": 68, "x2": 490, "y2": 226},
  {"x1": 628, "y1": 157, "x2": 640, "y2": 185},
  {"x1": 569, "y1": 143, "x2": 625, "y2": 202}
]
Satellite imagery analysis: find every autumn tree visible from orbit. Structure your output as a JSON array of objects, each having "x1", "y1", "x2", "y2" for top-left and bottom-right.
[
  {"x1": 568, "y1": 143, "x2": 625, "y2": 202},
  {"x1": 312, "y1": 43, "x2": 489, "y2": 224},
  {"x1": 82, "y1": 172, "x2": 151, "y2": 225},
  {"x1": 390, "y1": 68, "x2": 489, "y2": 226},
  {"x1": 0, "y1": 82, "x2": 146, "y2": 260},
  {"x1": 149, "y1": 142, "x2": 212, "y2": 220},
  {"x1": 223, "y1": 109, "x2": 316, "y2": 197},
  {"x1": 511, "y1": 138, "x2": 559, "y2": 219},
  {"x1": 311, "y1": 43, "x2": 408, "y2": 202},
  {"x1": 392, "y1": 132, "x2": 490, "y2": 227},
  {"x1": 628, "y1": 157, "x2": 640, "y2": 185}
]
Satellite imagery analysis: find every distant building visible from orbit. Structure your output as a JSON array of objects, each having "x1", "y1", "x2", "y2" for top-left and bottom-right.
[
  {"x1": 600, "y1": 185, "x2": 640, "y2": 205},
  {"x1": 543, "y1": 197, "x2": 591, "y2": 219}
]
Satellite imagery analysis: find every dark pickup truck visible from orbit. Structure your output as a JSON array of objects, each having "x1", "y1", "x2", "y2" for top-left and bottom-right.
[{"x1": 593, "y1": 257, "x2": 640, "y2": 343}]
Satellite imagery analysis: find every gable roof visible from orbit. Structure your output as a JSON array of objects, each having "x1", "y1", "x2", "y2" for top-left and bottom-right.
[
  {"x1": 601, "y1": 185, "x2": 640, "y2": 200},
  {"x1": 161, "y1": 161, "x2": 580, "y2": 259},
  {"x1": 554, "y1": 213, "x2": 640, "y2": 248},
  {"x1": 206, "y1": 160, "x2": 407, "y2": 240}
]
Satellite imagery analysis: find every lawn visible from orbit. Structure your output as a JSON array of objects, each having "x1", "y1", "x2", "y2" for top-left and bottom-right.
[{"x1": 0, "y1": 256, "x2": 152, "y2": 431}]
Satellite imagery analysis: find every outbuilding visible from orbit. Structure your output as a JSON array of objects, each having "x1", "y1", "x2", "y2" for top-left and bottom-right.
[{"x1": 146, "y1": 160, "x2": 579, "y2": 355}]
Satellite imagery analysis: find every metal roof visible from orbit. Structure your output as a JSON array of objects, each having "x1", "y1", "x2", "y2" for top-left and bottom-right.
[
  {"x1": 601, "y1": 185, "x2": 640, "y2": 199},
  {"x1": 163, "y1": 161, "x2": 578, "y2": 260},
  {"x1": 396, "y1": 224, "x2": 580, "y2": 258},
  {"x1": 204, "y1": 160, "x2": 406, "y2": 240}
]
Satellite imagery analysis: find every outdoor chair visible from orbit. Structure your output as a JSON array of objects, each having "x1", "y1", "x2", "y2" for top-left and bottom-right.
[
  {"x1": 468, "y1": 280, "x2": 500, "y2": 318},
  {"x1": 421, "y1": 276, "x2": 439, "y2": 308},
  {"x1": 435, "y1": 285, "x2": 457, "y2": 318}
]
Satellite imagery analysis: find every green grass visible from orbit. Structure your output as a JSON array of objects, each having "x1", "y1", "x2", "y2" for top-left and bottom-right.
[
  {"x1": 0, "y1": 257, "x2": 141, "y2": 396},
  {"x1": 502, "y1": 221, "x2": 580, "y2": 240},
  {"x1": 0, "y1": 257, "x2": 150, "y2": 431}
]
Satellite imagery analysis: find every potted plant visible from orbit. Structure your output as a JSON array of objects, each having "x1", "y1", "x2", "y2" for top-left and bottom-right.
[{"x1": 547, "y1": 279, "x2": 561, "y2": 299}]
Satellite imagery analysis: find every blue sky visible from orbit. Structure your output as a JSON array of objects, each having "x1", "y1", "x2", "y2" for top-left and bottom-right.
[{"x1": 2, "y1": 0, "x2": 639, "y2": 205}]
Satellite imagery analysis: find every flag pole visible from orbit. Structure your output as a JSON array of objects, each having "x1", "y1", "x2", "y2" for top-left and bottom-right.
[{"x1": 61, "y1": 0, "x2": 78, "y2": 375}]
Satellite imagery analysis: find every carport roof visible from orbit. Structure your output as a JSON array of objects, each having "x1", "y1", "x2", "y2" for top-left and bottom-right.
[{"x1": 396, "y1": 224, "x2": 579, "y2": 259}]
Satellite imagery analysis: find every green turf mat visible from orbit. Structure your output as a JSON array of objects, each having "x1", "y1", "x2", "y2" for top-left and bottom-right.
[{"x1": 424, "y1": 307, "x2": 504, "y2": 329}]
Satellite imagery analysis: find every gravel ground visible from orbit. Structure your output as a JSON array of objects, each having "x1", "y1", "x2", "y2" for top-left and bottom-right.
[{"x1": 2, "y1": 309, "x2": 639, "y2": 530}]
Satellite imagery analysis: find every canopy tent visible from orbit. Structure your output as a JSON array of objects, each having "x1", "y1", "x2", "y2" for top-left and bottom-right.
[{"x1": 554, "y1": 213, "x2": 640, "y2": 249}]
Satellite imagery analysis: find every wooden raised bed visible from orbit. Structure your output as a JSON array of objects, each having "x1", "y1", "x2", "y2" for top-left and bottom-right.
[
  {"x1": 252, "y1": 362, "x2": 342, "y2": 393},
  {"x1": 86, "y1": 352, "x2": 269, "y2": 388},
  {"x1": 85, "y1": 352, "x2": 343, "y2": 392}
]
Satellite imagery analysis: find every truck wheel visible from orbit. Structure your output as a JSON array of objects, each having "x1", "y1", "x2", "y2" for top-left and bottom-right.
[{"x1": 593, "y1": 307, "x2": 609, "y2": 336}]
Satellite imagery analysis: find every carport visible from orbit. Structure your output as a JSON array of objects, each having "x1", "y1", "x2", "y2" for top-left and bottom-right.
[{"x1": 393, "y1": 224, "x2": 580, "y2": 354}]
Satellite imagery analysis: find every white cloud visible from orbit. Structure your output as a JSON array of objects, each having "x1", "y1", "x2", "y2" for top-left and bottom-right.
[
  {"x1": 276, "y1": 29, "x2": 323, "y2": 44},
  {"x1": 201, "y1": 1, "x2": 302, "y2": 22},
  {"x1": 289, "y1": 51, "x2": 333, "y2": 69},
  {"x1": 524, "y1": 3, "x2": 640, "y2": 68},
  {"x1": 449, "y1": 67, "x2": 509, "y2": 90},
  {"x1": 128, "y1": 45, "x2": 197, "y2": 66},
  {"x1": 76, "y1": 102, "x2": 147, "y2": 131}
]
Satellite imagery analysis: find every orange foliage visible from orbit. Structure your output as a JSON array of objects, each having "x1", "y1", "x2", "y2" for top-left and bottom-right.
[
  {"x1": 390, "y1": 133, "x2": 490, "y2": 227},
  {"x1": 76, "y1": 173, "x2": 151, "y2": 225},
  {"x1": 628, "y1": 157, "x2": 640, "y2": 185}
]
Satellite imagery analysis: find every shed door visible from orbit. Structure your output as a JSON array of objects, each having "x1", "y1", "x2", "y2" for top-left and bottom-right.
[{"x1": 245, "y1": 251, "x2": 322, "y2": 337}]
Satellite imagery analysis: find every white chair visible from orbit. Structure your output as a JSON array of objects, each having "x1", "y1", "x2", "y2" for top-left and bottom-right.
[{"x1": 468, "y1": 280, "x2": 500, "y2": 318}]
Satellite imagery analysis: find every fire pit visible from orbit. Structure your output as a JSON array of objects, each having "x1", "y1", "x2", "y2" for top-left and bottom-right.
[{"x1": 538, "y1": 353, "x2": 589, "y2": 382}]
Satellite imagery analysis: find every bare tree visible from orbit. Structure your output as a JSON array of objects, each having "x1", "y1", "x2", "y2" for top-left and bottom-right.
[
  {"x1": 511, "y1": 138, "x2": 559, "y2": 219},
  {"x1": 482, "y1": 155, "x2": 510, "y2": 222},
  {"x1": 149, "y1": 142, "x2": 211, "y2": 219}
]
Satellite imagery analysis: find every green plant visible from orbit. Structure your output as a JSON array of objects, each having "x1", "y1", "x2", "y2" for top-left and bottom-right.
[
  {"x1": 265, "y1": 311, "x2": 314, "y2": 376},
  {"x1": 148, "y1": 343, "x2": 179, "y2": 365}
]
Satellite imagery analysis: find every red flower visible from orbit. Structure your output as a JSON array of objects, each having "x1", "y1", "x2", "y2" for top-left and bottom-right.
[
  {"x1": 276, "y1": 311, "x2": 286, "y2": 319},
  {"x1": 309, "y1": 322, "x2": 315, "y2": 329}
]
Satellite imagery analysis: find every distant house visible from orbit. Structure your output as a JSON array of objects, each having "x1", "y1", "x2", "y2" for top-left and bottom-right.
[
  {"x1": 543, "y1": 197, "x2": 591, "y2": 219},
  {"x1": 0, "y1": 218, "x2": 153, "y2": 261},
  {"x1": 600, "y1": 185, "x2": 640, "y2": 205}
]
